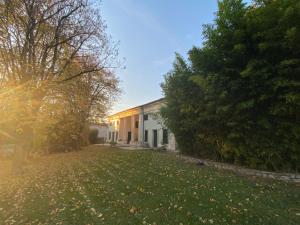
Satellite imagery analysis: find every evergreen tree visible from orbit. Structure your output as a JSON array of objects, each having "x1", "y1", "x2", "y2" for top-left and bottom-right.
[{"x1": 162, "y1": 0, "x2": 300, "y2": 171}]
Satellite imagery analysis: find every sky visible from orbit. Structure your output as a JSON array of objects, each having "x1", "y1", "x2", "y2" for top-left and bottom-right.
[{"x1": 101, "y1": 0, "x2": 249, "y2": 114}]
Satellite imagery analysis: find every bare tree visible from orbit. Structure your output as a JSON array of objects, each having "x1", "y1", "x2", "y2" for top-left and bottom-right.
[{"x1": 0, "y1": 0, "x2": 117, "y2": 84}]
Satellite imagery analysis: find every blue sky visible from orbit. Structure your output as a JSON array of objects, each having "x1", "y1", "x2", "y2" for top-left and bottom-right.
[{"x1": 101, "y1": 0, "x2": 249, "y2": 113}]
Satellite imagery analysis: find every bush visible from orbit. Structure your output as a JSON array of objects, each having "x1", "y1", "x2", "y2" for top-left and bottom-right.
[
  {"x1": 89, "y1": 129, "x2": 99, "y2": 144},
  {"x1": 162, "y1": 0, "x2": 300, "y2": 171}
]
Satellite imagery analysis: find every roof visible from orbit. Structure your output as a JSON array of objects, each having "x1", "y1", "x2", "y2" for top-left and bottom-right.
[
  {"x1": 140, "y1": 97, "x2": 165, "y2": 108},
  {"x1": 108, "y1": 98, "x2": 165, "y2": 118},
  {"x1": 90, "y1": 123, "x2": 108, "y2": 127}
]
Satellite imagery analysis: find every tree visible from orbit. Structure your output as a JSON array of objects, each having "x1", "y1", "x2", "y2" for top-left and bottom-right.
[
  {"x1": 33, "y1": 62, "x2": 119, "y2": 153},
  {"x1": 161, "y1": 54, "x2": 202, "y2": 155},
  {"x1": 162, "y1": 0, "x2": 300, "y2": 171},
  {"x1": 0, "y1": 0, "x2": 119, "y2": 158}
]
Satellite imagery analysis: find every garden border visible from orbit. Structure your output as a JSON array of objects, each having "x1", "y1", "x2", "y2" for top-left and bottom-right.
[{"x1": 172, "y1": 153, "x2": 300, "y2": 183}]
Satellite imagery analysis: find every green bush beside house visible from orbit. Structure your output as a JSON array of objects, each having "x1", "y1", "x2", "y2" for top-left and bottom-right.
[{"x1": 161, "y1": 0, "x2": 300, "y2": 171}]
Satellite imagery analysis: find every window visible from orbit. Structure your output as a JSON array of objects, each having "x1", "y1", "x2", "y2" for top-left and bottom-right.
[
  {"x1": 163, "y1": 129, "x2": 168, "y2": 144},
  {"x1": 116, "y1": 132, "x2": 118, "y2": 141},
  {"x1": 112, "y1": 132, "x2": 115, "y2": 142},
  {"x1": 143, "y1": 114, "x2": 148, "y2": 120},
  {"x1": 144, "y1": 130, "x2": 148, "y2": 142},
  {"x1": 135, "y1": 121, "x2": 139, "y2": 128},
  {"x1": 109, "y1": 132, "x2": 111, "y2": 140}
]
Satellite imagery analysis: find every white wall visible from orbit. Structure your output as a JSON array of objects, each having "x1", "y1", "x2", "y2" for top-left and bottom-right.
[
  {"x1": 90, "y1": 125, "x2": 108, "y2": 138},
  {"x1": 107, "y1": 119, "x2": 119, "y2": 142},
  {"x1": 143, "y1": 102, "x2": 176, "y2": 151},
  {"x1": 107, "y1": 100, "x2": 177, "y2": 151},
  {"x1": 90, "y1": 124, "x2": 108, "y2": 142}
]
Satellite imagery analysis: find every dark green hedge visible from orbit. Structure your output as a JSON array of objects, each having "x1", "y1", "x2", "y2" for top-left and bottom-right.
[{"x1": 161, "y1": 0, "x2": 300, "y2": 171}]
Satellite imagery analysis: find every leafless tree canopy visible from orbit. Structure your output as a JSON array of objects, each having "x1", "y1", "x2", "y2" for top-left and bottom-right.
[{"x1": 0, "y1": 0, "x2": 118, "y2": 84}]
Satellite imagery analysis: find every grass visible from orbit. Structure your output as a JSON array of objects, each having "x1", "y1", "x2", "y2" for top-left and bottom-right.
[{"x1": 0, "y1": 145, "x2": 299, "y2": 225}]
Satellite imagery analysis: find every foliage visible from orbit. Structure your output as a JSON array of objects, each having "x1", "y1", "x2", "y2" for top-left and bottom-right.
[
  {"x1": 162, "y1": 0, "x2": 300, "y2": 171},
  {"x1": 0, "y1": 0, "x2": 120, "y2": 154},
  {"x1": 89, "y1": 129, "x2": 99, "y2": 145},
  {"x1": 0, "y1": 146, "x2": 299, "y2": 224}
]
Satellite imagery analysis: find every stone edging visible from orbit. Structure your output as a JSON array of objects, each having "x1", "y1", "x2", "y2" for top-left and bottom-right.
[{"x1": 172, "y1": 153, "x2": 300, "y2": 183}]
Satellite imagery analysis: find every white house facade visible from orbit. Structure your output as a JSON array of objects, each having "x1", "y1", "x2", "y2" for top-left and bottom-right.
[
  {"x1": 107, "y1": 98, "x2": 177, "y2": 151},
  {"x1": 90, "y1": 123, "x2": 108, "y2": 143}
]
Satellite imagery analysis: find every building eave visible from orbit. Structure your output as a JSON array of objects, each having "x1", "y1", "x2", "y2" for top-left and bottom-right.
[{"x1": 108, "y1": 98, "x2": 165, "y2": 120}]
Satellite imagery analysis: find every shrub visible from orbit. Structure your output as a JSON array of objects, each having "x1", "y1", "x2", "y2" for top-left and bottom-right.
[
  {"x1": 162, "y1": 0, "x2": 300, "y2": 171},
  {"x1": 89, "y1": 129, "x2": 99, "y2": 144}
]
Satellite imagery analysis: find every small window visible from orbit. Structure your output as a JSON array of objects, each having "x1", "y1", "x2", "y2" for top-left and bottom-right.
[
  {"x1": 144, "y1": 130, "x2": 148, "y2": 142},
  {"x1": 163, "y1": 129, "x2": 168, "y2": 144},
  {"x1": 135, "y1": 121, "x2": 139, "y2": 128},
  {"x1": 144, "y1": 114, "x2": 148, "y2": 120}
]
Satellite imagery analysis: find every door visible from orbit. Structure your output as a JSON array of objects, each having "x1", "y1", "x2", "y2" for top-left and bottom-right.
[
  {"x1": 153, "y1": 130, "x2": 158, "y2": 148},
  {"x1": 127, "y1": 131, "x2": 131, "y2": 144}
]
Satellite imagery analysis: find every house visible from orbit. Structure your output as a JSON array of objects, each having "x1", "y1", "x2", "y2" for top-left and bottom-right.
[
  {"x1": 90, "y1": 123, "x2": 108, "y2": 143},
  {"x1": 107, "y1": 98, "x2": 177, "y2": 151}
]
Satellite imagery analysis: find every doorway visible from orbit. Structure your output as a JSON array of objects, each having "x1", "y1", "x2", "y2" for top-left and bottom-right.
[
  {"x1": 127, "y1": 131, "x2": 131, "y2": 144},
  {"x1": 153, "y1": 130, "x2": 158, "y2": 148}
]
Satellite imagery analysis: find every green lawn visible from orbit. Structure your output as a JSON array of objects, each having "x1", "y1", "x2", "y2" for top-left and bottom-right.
[{"x1": 0, "y1": 146, "x2": 299, "y2": 225}]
